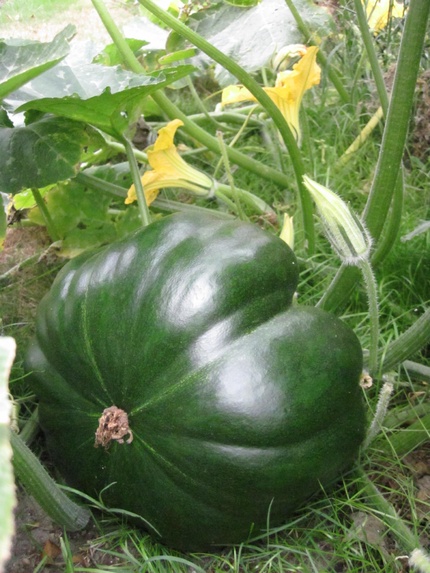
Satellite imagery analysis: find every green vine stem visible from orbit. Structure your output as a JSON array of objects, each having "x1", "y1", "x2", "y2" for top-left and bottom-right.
[
  {"x1": 383, "y1": 401, "x2": 430, "y2": 430},
  {"x1": 136, "y1": 0, "x2": 315, "y2": 252},
  {"x1": 352, "y1": 0, "x2": 389, "y2": 114},
  {"x1": 216, "y1": 132, "x2": 247, "y2": 221},
  {"x1": 90, "y1": 0, "x2": 315, "y2": 252},
  {"x1": 90, "y1": 3, "x2": 304, "y2": 188},
  {"x1": 359, "y1": 258, "x2": 379, "y2": 375},
  {"x1": 283, "y1": 0, "x2": 350, "y2": 104},
  {"x1": 402, "y1": 360, "x2": 430, "y2": 383},
  {"x1": 361, "y1": 0, "x2": 427, "y2": 240},
  {"x1": 370, "y1": 172, "x2": 404, "y2": 266},
  {"x1": 10, "y1": 429, "x2": 91, "y2": 531},
  {"x1": 352, "y1": 0, "x2": 406, "y2": 265},
  {"x1": 362, "y1": 378, "x2": 394, "y2": 450},
  {"x1": 31, "y1": 188, "x2": 60, "y2": 242},
  {"x1": 123, "y1": 138, "x2": 151, "y2": 227},
  {"x1": 319, "y1": 0, "x2": 430, "y2": 313},
  {"x1": 355, "y1": 467, "x2": 430, "y2": 571},
  {"x1": 379, "y1": 307, "x2": 430, "y2": 373},
  {"x1": 377, "y1": 412, "x2": 430, "y2": 459},
  {"x1": 75, "y1": 171, "x2": 274, "y2": 217}
]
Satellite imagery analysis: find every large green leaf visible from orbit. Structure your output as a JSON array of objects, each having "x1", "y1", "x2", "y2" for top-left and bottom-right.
[
  {"x1": 186, "y1": 0, "x2": 332, "y2": 85},
  {"x1": 0, "y1": 337, "x2": 16, "y2": 573},
  {"x1": 0, "y1": 25, "x2": 74, "y2": 101},
  {"x1": 28, "y1": 173, "x2": 141, "y2": 257},
  {"x1": 14, "y1": 64, "x2": 194, "y2": 137},
  {"x1": 0, "y1": 116, "x2": 90, "y2": 194}
]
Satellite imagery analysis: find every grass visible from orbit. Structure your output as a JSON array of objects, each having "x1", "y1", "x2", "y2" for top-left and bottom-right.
[
  {"x1": 1, "y1": 0, "x2": 430, "y2": 571},
  {"x1": 0, "y1": 0, "x2": 83, "y2": 25}
]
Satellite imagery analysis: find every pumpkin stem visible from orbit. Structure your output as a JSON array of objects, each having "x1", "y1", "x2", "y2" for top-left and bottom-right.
[{"x1": 94, "y1": 406, "x2": 133, "y2": 449}]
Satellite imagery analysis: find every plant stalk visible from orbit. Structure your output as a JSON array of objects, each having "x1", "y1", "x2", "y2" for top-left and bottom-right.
[
  {"x1": 283, "y1": 0, "x2": 350, "y2": 104},
  {"x1": 76, "y1": 171, "x2": 274, "y2": 217},
  {"x1": 363, "y1": 379, "x2": 393, "y2": 449},
  {"x1": 136, "y1": 0, "x2": 315, "y2": 252},
  {"x1": 359, "y1": 258, "x2": 379, "y2": 375},
  {"x1": 123, "y1": 138, "x2": 151, "y2": 227},
  {"x1": 319, "y1": 0, "x2": 429, "y2": 313},
  {"x1": 31, "y1": 188, "x2": 60, "y2": 241},
  {"x1": 10, "y1": 430, "x2": 91, "y2": 531},
  {"x1": 216, "y1": 132, "x2": 247, "y2": 221},
  {"x1": 362, "y1": 0, "x2": 428, "y2": 240},
  {"x1": 90, "y1": 0, "x2": 313, "y2": 243},
  {"x1": 356, "y1": 468, "x2": 430, "y2": 570},
  {"x1": 380, "y1": 307, "x2": 430, "y2": 373},
  {"x1": 379, "y1": 412, "x2": 430, "y2": 459},
  {"x1": 352, "y1": 0, "x2": 389, "y2": 113}
]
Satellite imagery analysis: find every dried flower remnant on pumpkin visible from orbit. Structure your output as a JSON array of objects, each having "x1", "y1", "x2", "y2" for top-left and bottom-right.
[
  {"x1": 126, "y1": 119, "x2": 213, "y2": 205},
  {"x1": 95, "y1": 406, "x2": 133, "y2": 449}
]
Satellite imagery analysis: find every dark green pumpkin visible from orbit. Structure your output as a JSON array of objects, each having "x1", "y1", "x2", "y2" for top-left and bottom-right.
[{"x1": 25, "y1": 212, "x2": 366, "y2": 551}]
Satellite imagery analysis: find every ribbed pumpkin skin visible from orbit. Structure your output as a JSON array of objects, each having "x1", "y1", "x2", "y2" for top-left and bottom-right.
[{"x1": 25, "y1": 212, "x2": 365, "y2": 551}]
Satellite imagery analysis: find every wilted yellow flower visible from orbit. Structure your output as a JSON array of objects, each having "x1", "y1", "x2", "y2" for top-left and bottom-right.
[
  {"x1": 222, "y1": 46, "x2": 320, "y2": 145},
  {"x1": 126, "y1": 119, "x2": 213, "y2": 205},
  {"x1": 364, "y1": 0, "x2": 405, "y2": 33},
  {"x1": 271, "y1": 44, "x2": 307, "y2": 72}
]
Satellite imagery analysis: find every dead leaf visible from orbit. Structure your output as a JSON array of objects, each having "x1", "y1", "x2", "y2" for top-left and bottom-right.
[
  {"x1": 348, "y1": 511, "x2": 388, "y2": 549},
  {"x1": 42, "y1": 539, "x2": 61, "y2": 561}
]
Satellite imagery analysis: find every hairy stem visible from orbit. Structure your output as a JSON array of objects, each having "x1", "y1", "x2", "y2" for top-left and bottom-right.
[
  {"x1": 380, "y1": 307, "x2": 430, "y2": 373},
  {"x1": 11, "y1": 430, "x2": 90, "y2": 531},
  {"x1": 319, "y1": 0, "x2": 429, "y2": 313},
  {"x1": 359, "y1": 258, "x2": 379, "y2": 375},
  {"x1": 216, "y1": 132, "x2": 247, "y2": 221},
  {"x1": 123, "y1": 138, "x2": 151, "y2": 227},
  {"x1": 31, "y1": 188, "x2": 59, "y2": 242}
]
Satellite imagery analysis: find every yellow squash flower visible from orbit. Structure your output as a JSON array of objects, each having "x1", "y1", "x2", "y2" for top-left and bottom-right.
[
  {"x1": 126, "y1": 119, "x2": 213, "y2": 205},
  {"x1": 279, "y1": 213, "x2": 295, "y2": 251},
  {"x1": 364, "y1": 0, "x2": 405, "y2": 33},
  {"x1": 222, "y1": 46, "x2": 320, "y2": 145}
]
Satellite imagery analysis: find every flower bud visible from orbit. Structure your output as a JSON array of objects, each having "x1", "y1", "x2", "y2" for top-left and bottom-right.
[{"x1": 303, "y1": 175, "x2": 372, "y2": 264}]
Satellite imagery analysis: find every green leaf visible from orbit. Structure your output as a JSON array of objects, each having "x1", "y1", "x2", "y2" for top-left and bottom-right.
[
  {"x1": 0, "y1": 116, "x2": 90, "y2": 195},
  {"x1": 0, "y1": 337, "x2": 16, "y2": 573},
  {"x1": 93, "y1": 39, "x2": 149, "y2": 66},
  {"x1": 15, "y1": 65, "x2": 195, "y2": 137},
  {"x1": 0, "y1": 109, "x2": 13, "y2": 128},
  {"x1": 158, "y1": 48, "x2": 198, "y2": 65},
  {"x1": 223, "y1": 0, "x2": 261, "y2": 6},
  {"x1": 84, "y1": 161, "x2": 133, "y2": 189},
  {"x1": 0, "y1": 25, "x2": 74, "y2": 101},
  {"x1": 186, "y1": 0, "x2": 332, "y2": 85},
  {"x1": 28, "y1": 175, "x2": 141, "y2": 256}
]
